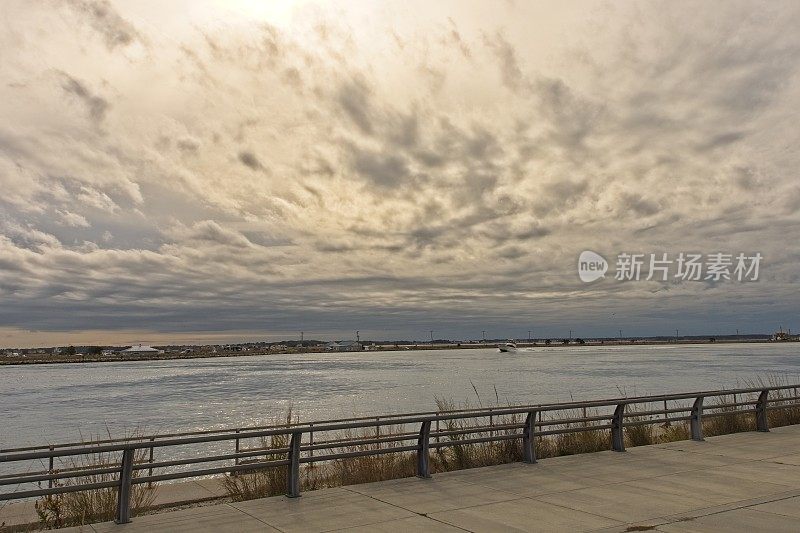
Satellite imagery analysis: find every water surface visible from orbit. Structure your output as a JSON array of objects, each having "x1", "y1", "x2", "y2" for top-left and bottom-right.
[{"x1": 2, "y1": 343, "x2": 798, "y2": 449}]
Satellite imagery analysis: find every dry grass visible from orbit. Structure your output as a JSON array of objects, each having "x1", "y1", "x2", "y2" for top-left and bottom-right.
[
  {"x1": 327, "y1": 424, "x2": 417, "y2": 485},
  {"x1": 218, "y1": 399, "x2": 676, "y2": 503},
  {"x1": 703, "y1": 376, "x2": 800, "y2": 437},
  {"x1": 543, "y1": 425, "x2": 609, "y2": 457},
  {"x1": 34, "y1": 434, "x2": 156, "y2": 529},
  {"x1": 221, "y1": 411, "x2": 297, "y2": 501},
  {"x1": 431, "y1": 398, "x2": 524, "y2": 471},
  {"x1": 753, "y1": 376, "x2": 800, "y2": 429},
  {"x1": 223, "y1": 378, "x2": 800, "y2": 504}
]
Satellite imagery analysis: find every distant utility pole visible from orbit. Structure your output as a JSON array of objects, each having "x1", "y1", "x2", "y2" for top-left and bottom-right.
[
  {"x1": 356, "y1": 330, "x2": 360, "y2": 342},
  {"x1": 676, "y1": 329, "x2": 679, "y2": 342},
  {"x1": 300, "y1": 331, "x2": 304, "y2": 342},
  {"x1": 430, "y1": 330, "x2": 434, "y2": 343},
  {"x1": 482, "y1": 330, "x2": 486, "y2": 342},
  {"x1": 619, "y1": 329, "x2": 623, "y2": 339},
  {"x1": 528, "y1": 330, "x2": 531, "y2": 342},
  {"x1": 569, "y1": 330, "x2": 573, "y2": 340}
]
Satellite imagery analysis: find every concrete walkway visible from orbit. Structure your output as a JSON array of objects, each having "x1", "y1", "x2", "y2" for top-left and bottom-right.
[{"x1": 38, "y1": 426, "x2": 800, "y2": 532}]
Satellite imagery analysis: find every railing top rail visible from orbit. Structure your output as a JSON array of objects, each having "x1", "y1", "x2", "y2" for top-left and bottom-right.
[
  {"x1": 2, "y1": 384, "x2": 796, "y2": 462},
  {"x1": 6, "y1": 384, "x2": 795, "y2": 454}
]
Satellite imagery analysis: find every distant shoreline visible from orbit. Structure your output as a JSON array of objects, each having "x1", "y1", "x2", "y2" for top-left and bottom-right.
[{"x1": 0, "y1": 338, "x2": 794, "y2": 366}]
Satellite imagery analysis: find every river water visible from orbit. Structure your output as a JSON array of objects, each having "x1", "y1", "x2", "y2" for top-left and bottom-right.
[{"x1": 2, "y1": 343, "x2": 799, "y2": 450}]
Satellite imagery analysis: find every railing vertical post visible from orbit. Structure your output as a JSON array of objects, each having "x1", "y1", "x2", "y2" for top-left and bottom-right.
[
  {"x1": 691, "y1": 396, "x2": 704, "y2": 441},
  {"x1": 435, "y1": 416, "x2": 440, "y2": 445},
  {"x1": 611, "y1": 403, "x2": 626, "y2": 452},
  {"x1": 663, "y1": 399, "x2": 670, "y2": 426},
  {"x1": 309, "y1": 423, "x2": 314, "y2": 467},
  {"x1": 148, "y1": 437, "x2": 155, "y2": 487},
  {"x1": 375, "y1": 417, "x2": 381, "y2": 449},
  {"x1": 48, "y1": 447, "x2": 54, "y2": 489},
  {"x1": 756, "y1": 389, "x2": 770, "y2": 432},
  {"x1": 489, "y1": 410, "x2": 494, "y2": 437},
  {"x1": 286, "y1": 431, "x2": 302, "y2": 498},
  {"x1": 523, "y1": 411, "x2": 537, "y2": 464},
  {"x1": 232, "y1": 429, "x2": 241, "y2": 477},
  {"x1": 115, "y1": 448, "x2": 134, "y2": 524},
  {"x1": 417, "y1": 420, "x2": 431, "y2": 478}
]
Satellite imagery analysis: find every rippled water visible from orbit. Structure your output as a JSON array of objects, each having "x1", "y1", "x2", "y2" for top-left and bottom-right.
[{"x1": 2, "y1": 343, "x2": 799, "y2": 449}]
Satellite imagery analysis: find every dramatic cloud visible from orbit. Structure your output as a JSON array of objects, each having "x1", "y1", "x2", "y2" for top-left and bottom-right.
[
  {"x1": 64, "y1": 0, "x2": 143, "y2": 50},
  {"x1": 60, "y1": 74, "x2": 110, "y2": 123},
  {"x1": 56, "y1": 210, "x2": 91, "y2": 228},
  {"x1": 1, "y1": 0, "x2": 799, "y2": 346}
]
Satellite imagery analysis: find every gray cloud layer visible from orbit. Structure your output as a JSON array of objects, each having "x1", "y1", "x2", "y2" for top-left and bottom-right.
[{"x1": 0, "y1": 0, "x2": 799, "y2": 346}]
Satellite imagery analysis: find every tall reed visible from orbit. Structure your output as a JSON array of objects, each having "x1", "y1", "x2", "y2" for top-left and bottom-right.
[{"x1": 34, "y1": 432, "x2": 156, "y2": 529}]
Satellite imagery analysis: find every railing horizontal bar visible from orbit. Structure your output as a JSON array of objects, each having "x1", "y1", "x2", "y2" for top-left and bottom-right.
[
  {"x1": 538, "y1": 415, "x2": 613, "y2": 426},
  {"x1": 133, "y1": 459, "x2": 291, "y2": 484},
  {"x1": 0, "y1": 436, "x2": 164, "y2": 455},
  {"x1": 623, "y1": 416, "x2": 690, "y2": 427},
  {"x1": 279, "y1": 430, "x2": 422, "y2": 451},
  {"x1": 133, "y1": 447, "x2": 291, "y2": 471},
  {"x1": 0, "y1": 461, "x2": 125, "y2": 481},
  {"x1": 303, "y1": 434, "x2": 416, "y2": 452},
  {"x1": 537, "y1": 424, "x2": 614, "y2": 436},
  {"x1": 0, "y1": 480, "x2": 119, "y2": 501},
  {"x1": 430, "y1": 433, "x2": 521, "y2": 449},
  {"x1": 432, "y1": 423, "x2": 526, "y2": 439},
  {"x1": 299, "y1": 445, "x2": 420, "y2": 463},
  {"x1": 0, "y1": 466, "x2": 121, "y2": 486},
  {"x1": 706, "y1": 401, "x2": 758, "y2": 409},
  {"x1": 625, "y1": 407, "x2": 691, "y2": 417},
  {"x1": 0, "y1": 409, "x2": 519, "y2": 454}
]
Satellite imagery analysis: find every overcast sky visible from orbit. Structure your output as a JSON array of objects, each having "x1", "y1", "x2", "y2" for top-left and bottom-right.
[{"x1": 1, "y1": 0, "x2": 799, "y2": 347}]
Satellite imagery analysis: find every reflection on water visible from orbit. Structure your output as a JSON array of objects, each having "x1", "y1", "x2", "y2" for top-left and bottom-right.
[{"x1": 2, "y1": 343, "x2": 799, "y2": 448}]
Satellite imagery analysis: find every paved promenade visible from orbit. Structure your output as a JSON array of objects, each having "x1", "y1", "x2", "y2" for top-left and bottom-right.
[{"x1": 45, "y1": 425, "x2": 800, "y2": 531}]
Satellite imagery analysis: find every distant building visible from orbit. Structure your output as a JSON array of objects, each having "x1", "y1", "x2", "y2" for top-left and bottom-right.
[
  {"x1": 101, "y1": 349, "x2": 118, "y2": 357},
  {"x1": 120, "y1": 344, "x2": 164, "y2": 355},
  {"x1": 325, "y1": 341, "x2": 362, "y2": 352},
  {"x1": 222, "y1": 345, "x2": 243, "y2": 352}
]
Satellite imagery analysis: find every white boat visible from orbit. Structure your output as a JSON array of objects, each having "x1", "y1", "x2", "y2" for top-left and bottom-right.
[{"x1": 498, "y1": 342, "x2": 518, "y2": 353}]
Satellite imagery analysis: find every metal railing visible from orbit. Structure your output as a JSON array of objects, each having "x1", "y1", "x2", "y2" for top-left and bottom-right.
[{"x1": 1, "y1": 384, "x2": 799, "y2": 524}]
